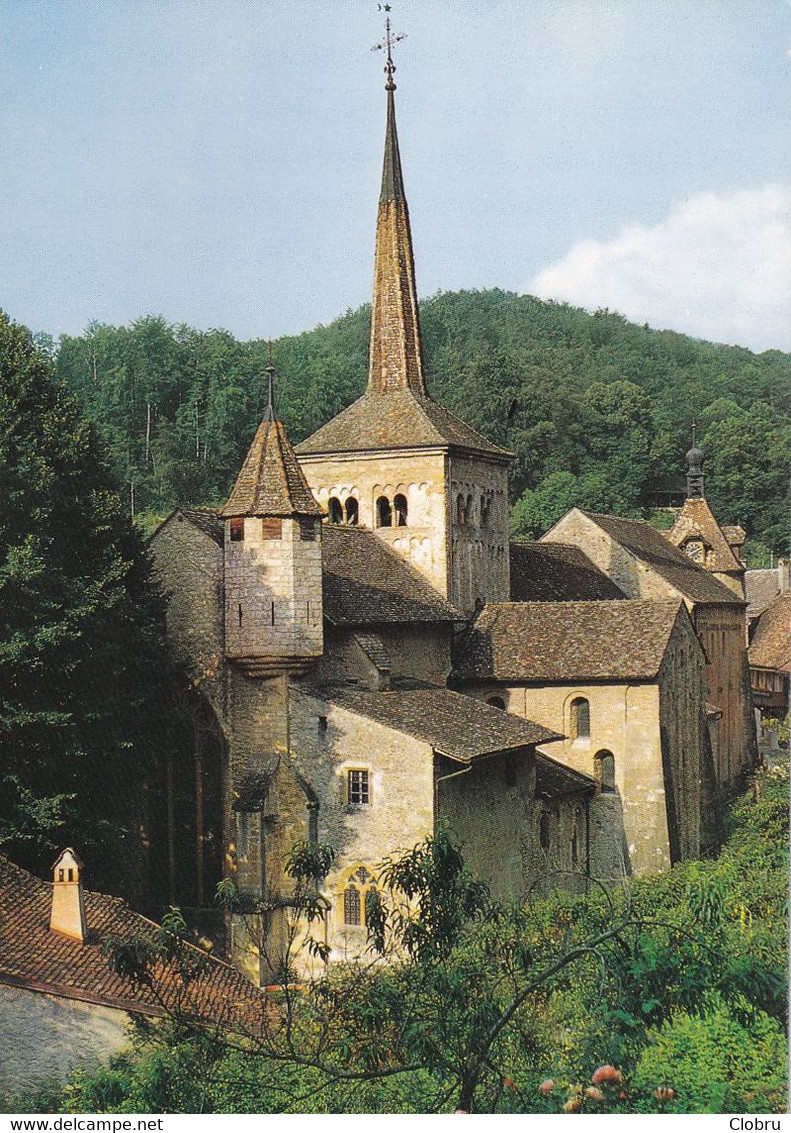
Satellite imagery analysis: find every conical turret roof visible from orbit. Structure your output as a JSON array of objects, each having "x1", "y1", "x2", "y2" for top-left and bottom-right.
[{"x1": 220, "y1": 393, "x2": 322, "y2": 519}]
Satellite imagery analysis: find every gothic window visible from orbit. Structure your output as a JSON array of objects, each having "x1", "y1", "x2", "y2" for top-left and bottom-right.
[
  {"x1": 376, "y1": 496, "x2": 392, "y2": 528},
  {"x1": 347, "y1": 768, "x2": 370, "y2": 805},
  {"x1": 328, "y1": 497, "x2": 343, "y2": 524},
  {"x1": 261, "y1": 517, "x2": 282, "y2": 539},
  {"x1": 570, "y1": 697, "x2": 590, "y2": 741},
  {"x1": 594, "y1": 750, "x2": 615, "y2": 792},
  {"x1": 299, "y1": 517, "x2": 317, "y2": 541},
  {"x1": 341, "y1": 866, "x2": 377, "y2": 927},
  {"x1": 487, "y1": 696, "x2": 506, "y2": 710},
  {"x1": 539, "y1": 812, "x2": 550, "y2": 851},
  {"x1": 345, "y1": 497, "x2": 359, "y2": 525},
  {"x1": 229, "y1": 518, "x2": 244, "y2": 542},
  {"x1": 394, "y1": 493, "x2": 408, "y2": 527}
]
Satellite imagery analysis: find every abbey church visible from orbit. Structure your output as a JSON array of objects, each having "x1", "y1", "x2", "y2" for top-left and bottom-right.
[{"x1": 151, "y1": 45, "x2": 755, "y2": 984}]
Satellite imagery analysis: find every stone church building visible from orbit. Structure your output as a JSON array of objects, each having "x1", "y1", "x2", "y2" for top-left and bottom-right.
[{"x1": 151, "y1": 52, "x2": 754, "y2": 983}]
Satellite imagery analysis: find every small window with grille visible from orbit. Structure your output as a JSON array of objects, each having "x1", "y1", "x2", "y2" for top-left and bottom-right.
[{"x1": 347, "y1": 768, "x2": 370, "y2": 805}]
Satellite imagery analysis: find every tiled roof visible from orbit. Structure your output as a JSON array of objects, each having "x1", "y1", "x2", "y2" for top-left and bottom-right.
[
  {"x1": 510, "y1": 542, "x2": 626, "y2": 602},
  {"x1": 452, "y1": 599, "x2": 685, "y2": 683},
  {"x1": 745, "y1": 569, "x2": 783, "y2": 618},
  {"x1": 580, "y1": 513, "x2": 743, "y2": 605},
  {"x1": 749, "y1": 594, "x2": 791, "y2": 672},
  {"x1": 321, "y1": 526, "x2": 460, "y2": 626},
  {"x1": 295, "y1": 389, "x2": 510, "y2": 459},
  {"x1": 666, "y1": 498, "x2": 744, "y2": 572},
  {"x1": 221, "y1": 417, "x2": 323, "y2": 519},
  {"x1": 313, "y1": 684, "x2": 560, "y2": 761},
  {"x1": 0, "y1": 856, "x2": 266, "y2": 1031},
  {"x1": 177, "y1": 507, "x2": 224, "y2": 547},
  {"x1": 354, "y1": 633, "x2": 392, "y2": 672}
]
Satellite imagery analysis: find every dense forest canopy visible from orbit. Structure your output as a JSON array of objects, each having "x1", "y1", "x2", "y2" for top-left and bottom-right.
[{"x1": 52, "y1": 290, "x2": 791, "y2": 559}]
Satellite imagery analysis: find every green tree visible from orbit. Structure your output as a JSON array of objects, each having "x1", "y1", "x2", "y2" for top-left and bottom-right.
[{"x1": 0, "y1": 312, "x2": 174, "y2": 896}]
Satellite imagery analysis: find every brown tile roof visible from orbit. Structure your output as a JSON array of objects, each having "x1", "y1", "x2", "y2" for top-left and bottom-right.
[
  {"x1": 312, "y1": 685, "x2": 560, "y2": 761},
  {"x1": 0, "y1": 856, "x2": 266, "y2": 1031},
  {"x1": 749, "y1": 594, "x2": 791, "y2": 672},
  {"x1": 221, "y1": 417, "x2": 322, "y2": 519},
  {"x1": 580, "y1": 513, "x2": 743, "y2": 605},
  {"x1": 745, "y1": 568, "x2": 784, "y2": 618},
  {"x1": 666, "y1": 498, "x2": 744, "y2": 572},
  {"x1": 321, "y1": 526, "x2": 460, "y2": 626},
  {"x1": 510, "y1": 542, "x2": 626, "y2": 602},
  {"x1": 295, "y1": 389, "x2": 510, "y2": 460},
  {"x1": 452, "y1": 599, "x2": 685, "y2": 683}
]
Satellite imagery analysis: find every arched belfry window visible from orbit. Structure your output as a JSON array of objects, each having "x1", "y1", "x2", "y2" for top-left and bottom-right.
[
  {"x1": 570, "y1": 697, "x2": 590, "y2": 742},
  {"x1": 328, "y1": 497, "x2": 343, "y2": 524},
  {"x1": 345, "y1": 497, "x2": 359, "y2": 526},
  {"x1": 394, "y1": 493, "x2": 408, "y2": 527},
  {"x1": 376, "y1": 496, "x2": 392, "y2": 528},
  {"x1": 594, "y1": 750, "x2": 615, "y2": 792},
  {"x1": 456, "y1": 494, "x2": 466, "y2": 525},
  {"x1": 341, "y1": 865, "x2": 377, "y2": 927},
  {"x1": 481, "y1": 496, "x2": 492, "y2": 529}
]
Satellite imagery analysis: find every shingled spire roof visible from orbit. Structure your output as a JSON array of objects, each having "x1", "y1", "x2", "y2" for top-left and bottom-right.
[
  {"x1": 296, "y1": 34, "x2": 509, "y2": 462},
  {"x1": 220, "y1": 368, "x2": 322, "y2": 519},
  {"x1": 368, "y1": 52, "x2": 425, "y2": 395}
]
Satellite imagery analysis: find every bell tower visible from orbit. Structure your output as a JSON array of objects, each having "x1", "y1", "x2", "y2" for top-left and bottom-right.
[{"x1": 220, "y1": 367, "x2": 324, "y2": 675}]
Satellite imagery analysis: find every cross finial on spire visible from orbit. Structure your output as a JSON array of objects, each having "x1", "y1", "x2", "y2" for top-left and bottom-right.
[
  {"x1": 691, "y1": 419, "x2": 697, "y2": 448},
  {"x1": 372, "y1": 7, "x2": 406, "y2": 91}
]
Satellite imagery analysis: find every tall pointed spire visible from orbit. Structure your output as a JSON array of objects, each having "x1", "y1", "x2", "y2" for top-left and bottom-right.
[{"x1": 368, "y1": 17, "x2": 426, "y2": 396}]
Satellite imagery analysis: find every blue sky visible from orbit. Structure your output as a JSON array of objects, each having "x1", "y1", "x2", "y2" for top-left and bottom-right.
[{"x1": 1, "y1": 1, "x2": 789, "y2": 350}]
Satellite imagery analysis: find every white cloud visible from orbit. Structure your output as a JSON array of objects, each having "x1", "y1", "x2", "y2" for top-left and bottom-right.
[{"x1": 525, "y1": 185, "x2": 791, "y2": 352}]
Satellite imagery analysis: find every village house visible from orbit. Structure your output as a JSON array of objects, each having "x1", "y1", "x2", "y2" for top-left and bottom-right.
[{"x1": 0, "y1": 850, "x2": 266, "y2": 1099}]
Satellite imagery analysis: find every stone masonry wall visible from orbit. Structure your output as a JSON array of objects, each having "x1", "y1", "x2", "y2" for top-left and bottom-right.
[
  {"x1": 448, "y1": 453, "x2": 510, "y2": 612},
  {"x1": 657, "y1": 616, "x2": 705, "y2": 862}
]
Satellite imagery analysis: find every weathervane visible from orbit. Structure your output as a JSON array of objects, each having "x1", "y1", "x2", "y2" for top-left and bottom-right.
[
  {"x1": 266, "y1": 341, "x2": 275, "y2": 420},
  {"x1": 372, "y1": 5, "x2": 406, "y2": 91}
]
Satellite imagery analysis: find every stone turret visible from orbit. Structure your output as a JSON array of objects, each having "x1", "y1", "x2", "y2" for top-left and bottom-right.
[{"x1": 220, "y1": 369, "x2": 324, "y2": 675}]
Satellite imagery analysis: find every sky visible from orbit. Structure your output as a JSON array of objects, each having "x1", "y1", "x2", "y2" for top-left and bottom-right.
[{"x1": 1, "y1": 0, "x2": 789, "y2": 352}]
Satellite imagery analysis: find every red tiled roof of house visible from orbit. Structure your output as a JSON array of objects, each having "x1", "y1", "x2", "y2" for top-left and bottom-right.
[{"x1": 0, "y1": 856, "x2": 267, "y2": 1032}]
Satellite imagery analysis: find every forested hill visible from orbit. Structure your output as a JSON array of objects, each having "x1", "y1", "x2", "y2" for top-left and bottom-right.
[{"x1": 52, "y1": 289, "x2": 791, "y2": 558}]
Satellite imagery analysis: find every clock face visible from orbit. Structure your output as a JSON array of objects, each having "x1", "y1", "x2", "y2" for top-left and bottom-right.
[{"x1": 685, "y1": 540, "x2": 705, "y2": 563}]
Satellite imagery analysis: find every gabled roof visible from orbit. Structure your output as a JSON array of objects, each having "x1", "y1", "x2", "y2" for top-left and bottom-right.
[
  {"x1": 306, "y1": 684, "x2": 560, "y2": 761},
  {"x1": 578, "y1": 512, "x2": 743, "y2": 605},
  {"x1": 0, "y1": 856, "x2": 265, "y2": 1029},
  {"x1": 666, "y1": 497, "x2": 744, "y2": 572},
  {"x1": 321, "y1": 526, "x2": 460, "y2": 626},
  {"x1": 749, "y1": 594, "x2": 791, "y2": 672},
  {"x1": 452, "y1": 599, "x2": 687, "y2": 683},
  {"x1": 295, "y1": 388, "x2": 510, "y2": 460},
  {"x1": 745, "y1": 568, "x2": 784, "y2": 618},
  {"x1": 176, "y1": 506, "x2": 224, "y2": 547},
  {"x1": 221, "y1": 417, "x2": 322, "y2": 519},
  {"x1": 510, "y1": 542, "x2": 626, "y2": 602}
]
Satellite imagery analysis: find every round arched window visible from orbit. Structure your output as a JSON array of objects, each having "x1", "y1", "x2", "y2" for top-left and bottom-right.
[
  {"x1": 394, "y1": 493, "x2": 408, "y2": 527},
  {"x1": 328, "y1": 497, "x2": 343, "y2": 524},
  {"x1": 345, "y1": 497, "x2": 359, "y2": 525},
  {"x1": 376, "y1": 496, "x2": 392, "y2": 528},
  {"x1": 594, "y1": 750, "x2": 615, "y2": 792}
]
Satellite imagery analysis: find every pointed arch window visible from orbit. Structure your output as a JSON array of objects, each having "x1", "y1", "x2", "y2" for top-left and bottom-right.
[
  {"x1": 394, "y1": 493, "x2": 408, "y2": 527},
  {"x1": 341, "y1": 866, "x2": 377, "y2": 927},
  {"x1": 570, "y1": 697, "x2": 590, "y2": 742},
  {"x1": 328, "y1": 497, "x2": 343, "y2": 524},
  {"x1": 376, "y1": 496, "x2": 392, "y2": 528},
  {"x1": 345, "y1": 497, "x2": 359, "y2": 526}
]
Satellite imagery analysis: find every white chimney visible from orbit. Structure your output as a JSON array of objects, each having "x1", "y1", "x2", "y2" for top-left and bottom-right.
[{"x1": 50, "y1": 848, "x2": 87, "y2": 943}]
